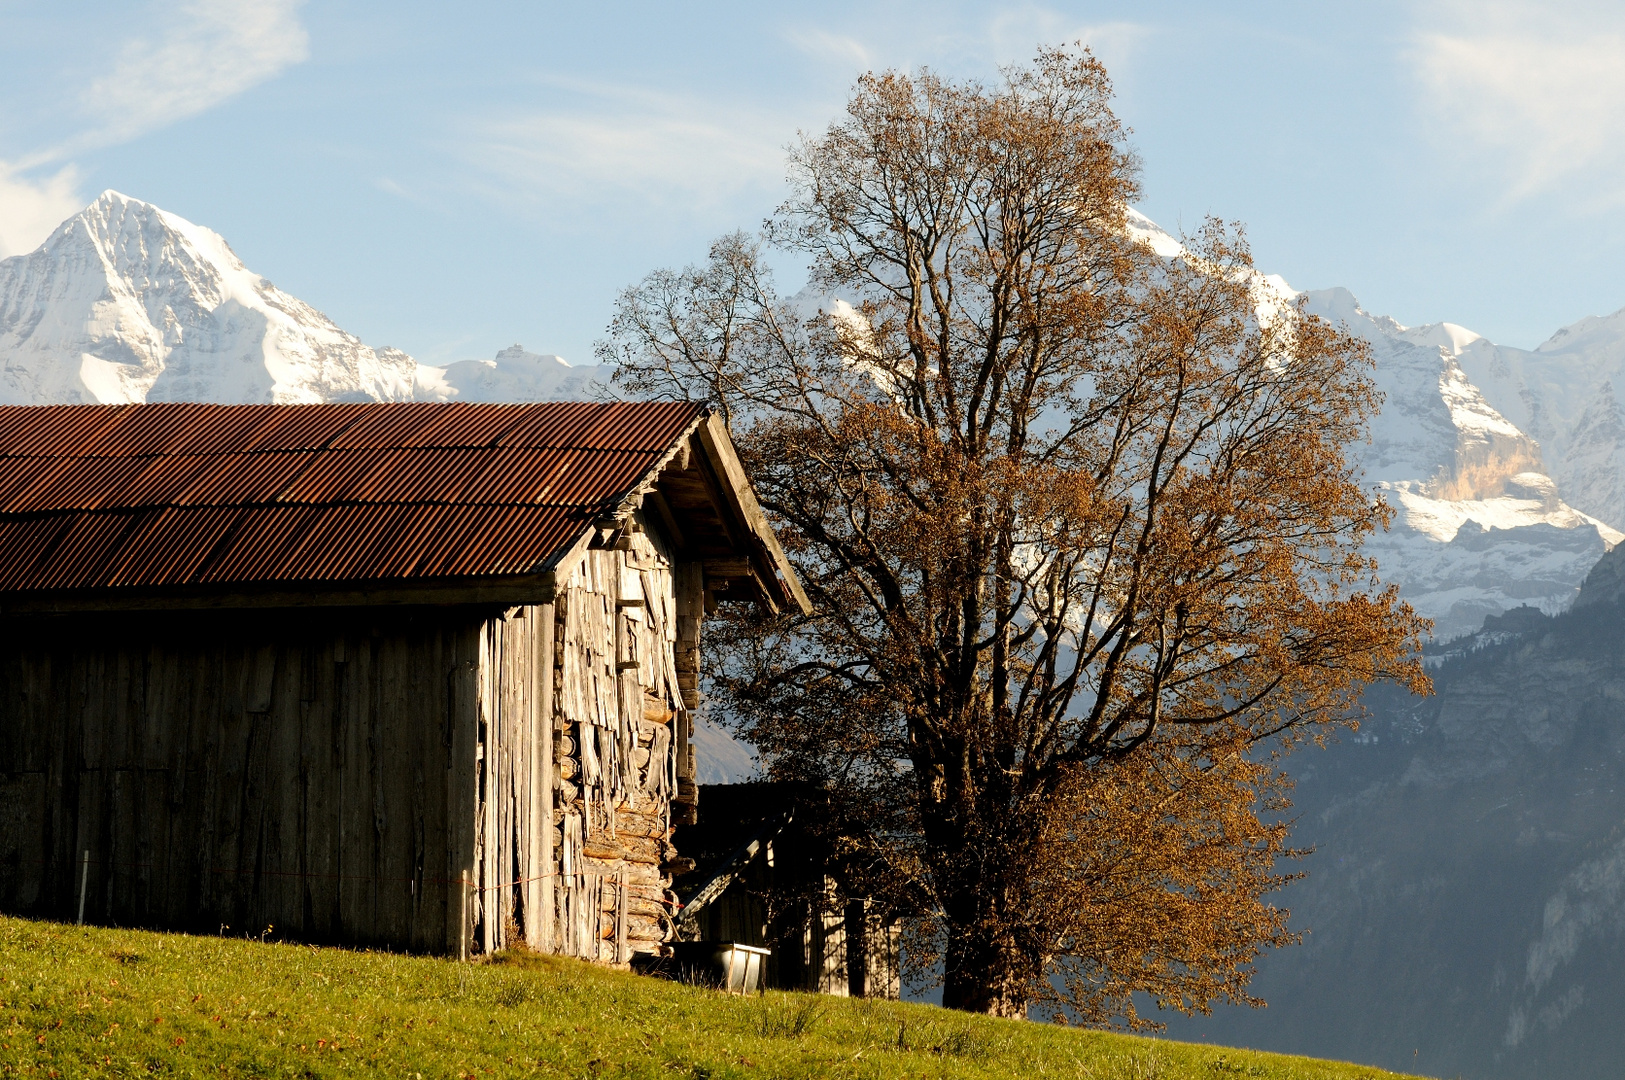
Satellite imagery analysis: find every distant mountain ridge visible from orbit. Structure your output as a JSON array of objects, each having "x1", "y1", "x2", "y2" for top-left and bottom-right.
[
  {"x1": 1160, "y1": 534, "x2": 1625, "y2": 1080},
  {"x1": 5, "y1": 192, "x2": 1625, "y2": 640}
]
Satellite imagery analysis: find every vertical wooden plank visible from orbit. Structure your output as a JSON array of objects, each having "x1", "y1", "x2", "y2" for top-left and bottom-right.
[
  {"x1": 370, "y1": 627, "x2": 396, "y2": 945},
  {"x1": 447, "y1": 629, "x2": 479, "y2": 957},
  {"x1": 534, "y1": 600, "x2": 555, "y2": 952},
  {"x1": 492, "y1": 616, "x2": 511, "y2": 952},
  {"x1": 384, "y1": 621, "x2": 422, "y2": 947},
  {"x1": 498, "y1": 610, "x2": 525, "y2": 953},
  {"x1": 407, "y1": 617, "x2": 444, "y2": 952},
  {"x1": 268, "y1": 633, "x2": 304, "y2": 938},
  {"x1": 615, "y1": 868, "x2": 627, "y2": 965},
  {"x1": 505, "y1": 615, "x2": 521, "y2": 951},
  {"x1": 166, "y1": 632, "x2": 200, "y2": 930},
  {"x1": 296, "y1": 639, "x2": 321, "y2": 940},
  {"x1": 368, "y1": 626, "x2": 391, "y2": 944},
  {"x1": 340, "y1": 636, "x2": 368, "y2": 941},
  {"x1": 155, "y1": 638, "x2": 192, "y2": 927},
  {"x1": 479, "y1": 620, "x2": 497, "y2": 955},
  {"x1": 189, "y1": 631, "x2": 222, "y2": 929},
  {"x1": 514, "y1": 610, "x2": 531, "y2": 950},
  {"x1": 671, "y1": 560, "x2": 703, "y2": 824},
  {"x1": 313, "y1": 636, "x2": 346, "y2": 940},
  {"x1": 207, "y1": 639, "x2": 246, "y2": 931}
]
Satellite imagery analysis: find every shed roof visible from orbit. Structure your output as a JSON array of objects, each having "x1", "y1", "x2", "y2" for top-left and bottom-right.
[{"x1": 0, "y1": 401, "x2": 807, "y2": 613}]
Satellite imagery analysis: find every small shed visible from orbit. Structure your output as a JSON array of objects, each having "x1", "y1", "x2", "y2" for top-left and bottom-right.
[
  {"x1": 0, "y1": 401, "x2": 806, "y2": 964},
  {"x1": 674, "y1": 783, "x2": 901, "y2": 998}
]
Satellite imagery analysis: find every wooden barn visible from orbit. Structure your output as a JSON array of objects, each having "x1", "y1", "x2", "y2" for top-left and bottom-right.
[{"x1": 0, "y1": 400, "x2": 807, "y2": 964}]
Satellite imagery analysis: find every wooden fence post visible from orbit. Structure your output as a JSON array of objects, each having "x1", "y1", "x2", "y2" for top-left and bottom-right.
[
  {"x1": 459, "y1": 869, "x2": 469, "y2": 961},
  {"x1": 77, "y1": 850, "x2": 89, "y2": 925}
]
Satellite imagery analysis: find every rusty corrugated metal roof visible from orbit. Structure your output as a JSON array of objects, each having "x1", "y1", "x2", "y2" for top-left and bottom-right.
[{"x1": 0, "y1": 401, "x2": 705, "y2": 598}]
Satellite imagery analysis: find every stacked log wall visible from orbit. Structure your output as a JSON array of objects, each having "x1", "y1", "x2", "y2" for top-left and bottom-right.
[{"x1": 532, "y1": 508, "x2": 700, "y2": 965}]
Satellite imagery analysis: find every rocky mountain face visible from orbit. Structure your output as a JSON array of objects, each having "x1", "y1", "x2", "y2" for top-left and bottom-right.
[
  {"x1": 1304, "y1": 288, "x2": 1622, "y2": 639},
  {"x1": 1161, "y1": 551, "x2": 1625, "y2": 1080},
  {"x1": 1453, "y1": 309, "x2": 1625, "y2": 533},
  {"x1": 0, "y1": 191, "x2": 419, "y2": 405},
  {"x1": 0, "y1": 191, "x2": 610, "y2": 408}
]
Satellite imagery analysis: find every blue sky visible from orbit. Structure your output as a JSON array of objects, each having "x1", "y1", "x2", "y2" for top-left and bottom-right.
[{"x1": 3, "y1": 1, "x2": 1624, "y2": 366}]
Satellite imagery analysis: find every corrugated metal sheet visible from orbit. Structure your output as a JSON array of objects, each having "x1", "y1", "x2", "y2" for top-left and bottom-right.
[{"x1": 0, "y1": 401, "x2": 706, "y2": 596}]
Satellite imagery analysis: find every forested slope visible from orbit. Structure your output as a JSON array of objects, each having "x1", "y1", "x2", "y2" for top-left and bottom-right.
[{"x1": 1165, "y1": 551, "x2": 1625, "y2": 1079}]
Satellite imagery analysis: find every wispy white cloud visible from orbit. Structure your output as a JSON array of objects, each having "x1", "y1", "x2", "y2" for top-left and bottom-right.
[
  {"x1": 374, "y1": 177, "x2": 411, "y2": 200},
  {"x1": 460, "y1": 7, "x2": 1153, "y2": 229},
  {"x1": 0, "y1": 163, "x2": 82, "y2": 258},
  {"x1": 457, "y1": 80, "x2": 790, "y2": 221},
  {"x1": 0, "y1": 0, "x2": 308, "y2": 255},
  {"x1": 785, "y1": 29, "x2": 875, "y2": 71},
  {"x1": 73, "y1": 0, "x2": 309, "y2": 153},
  {"x1": 984, "y1": 8, "x2": 1149, "y2": 69},
  {"x1": 1412, "y1": 1, "x2": 1625, "y2": 203},
  {"x1": 782, "y1": 6, "x2": 1151, "y2": 83}
]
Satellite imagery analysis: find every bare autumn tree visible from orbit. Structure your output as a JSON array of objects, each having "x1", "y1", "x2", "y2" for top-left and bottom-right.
[{"x1": 599, "y1": 47, "x2": 1429, "y2": 1022}]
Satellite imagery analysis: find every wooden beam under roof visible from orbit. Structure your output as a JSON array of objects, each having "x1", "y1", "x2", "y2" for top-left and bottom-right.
[{"x1": 693, "y1": 413, "x2": 812, "y2": 615}]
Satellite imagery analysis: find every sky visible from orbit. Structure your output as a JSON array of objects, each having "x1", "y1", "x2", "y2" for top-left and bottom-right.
[{"x1": 3, "y1": 0, "x2": 1625, "y2": 367}]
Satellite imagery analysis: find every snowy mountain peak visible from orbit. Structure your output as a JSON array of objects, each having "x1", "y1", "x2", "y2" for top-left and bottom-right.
[
  {"x1": 1123, "y1": 207, "x2": 1184, "y2": 258},
  {"x1": 1534, "y1": 304, "x2": 1625, "y2": 354},
  {"x1": 1303, "y1": 286, "x2": 1620, "y2": 638},
  {"x1": 0, "y1": 192, "x2": 416, "y2": 405},
  {"x1": 0, "y1": 194, "x2": 615, "y2": 408},
  {"x1": 1398, "y1": 321, "x2": 1483, "y2": 357},
  {"x1": 413, "y1": 343, "x2": 607, "y2": 403}
]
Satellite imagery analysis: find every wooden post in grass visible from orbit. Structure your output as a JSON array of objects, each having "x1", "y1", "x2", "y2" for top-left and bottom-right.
[
  {"x1": 459, "y1": 870, "x2": 469, "y2": 961},
  {"x1": 77, "y1": 850, "x2": 89, "y2": 925}
]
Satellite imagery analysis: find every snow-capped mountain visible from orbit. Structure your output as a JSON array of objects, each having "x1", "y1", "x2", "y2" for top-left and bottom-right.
[
  {"x1": 1441, "y1": 311, "x2": 1625, "y2": 533},
  {"x1": 0, "y1": 190, "x2": 609, "y2": 407},
  {"x1": 2, "y1": 192, "x2": 1621, "y2": 640},
  {"x1": 1129, "y1": 208, "x2": 1623, "y2": 638},
  {"x1": 415, "y1": 344, "x2": 608, "y2": 403},
  {"x1": 0, "y1": 191, "x2": 419, "y2": 404},
  {"x1": 1304, "y1": 288, "x2": 1622, "y2": 639}
]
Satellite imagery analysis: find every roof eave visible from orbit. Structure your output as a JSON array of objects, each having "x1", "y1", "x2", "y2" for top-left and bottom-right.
[
  {"x1": 0, "y1": 574, "x2": 559, "y2": 616},
  {"x1": 548, "y1": 408, "x2": 811, "y2": 617},
  {"x1": 692, "y1": 412, "x2": 812, "y2": 616}
]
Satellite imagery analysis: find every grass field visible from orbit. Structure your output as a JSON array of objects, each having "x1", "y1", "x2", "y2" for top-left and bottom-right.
[{"x1": 0, "y1": 914, "x2": 1418, "y2": 1079}]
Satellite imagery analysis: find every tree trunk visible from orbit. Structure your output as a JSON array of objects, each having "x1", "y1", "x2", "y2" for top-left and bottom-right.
[{"x1": 939, "y1": 889, "x2": 1032, "y2": 1018}]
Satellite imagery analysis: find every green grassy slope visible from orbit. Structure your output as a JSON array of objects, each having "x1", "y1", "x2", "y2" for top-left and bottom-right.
[{"x1": 0, "y1": 915, "x2": 1417, "y2": 1079}]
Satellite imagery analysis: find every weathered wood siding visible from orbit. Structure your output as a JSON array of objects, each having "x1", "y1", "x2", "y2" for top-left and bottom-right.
[
  {"x1": 0, "y1": 517, "x2": 705, "y2": 964},
  {"x1": 0, "y1": 607, "x2": 484, "y2": 953},
  {"x1": 540, "y1": 511, "x2": 699, "y2": 965},
  {"x1": 467, "y1": 599, "x2": 554, "y2": 957}
]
